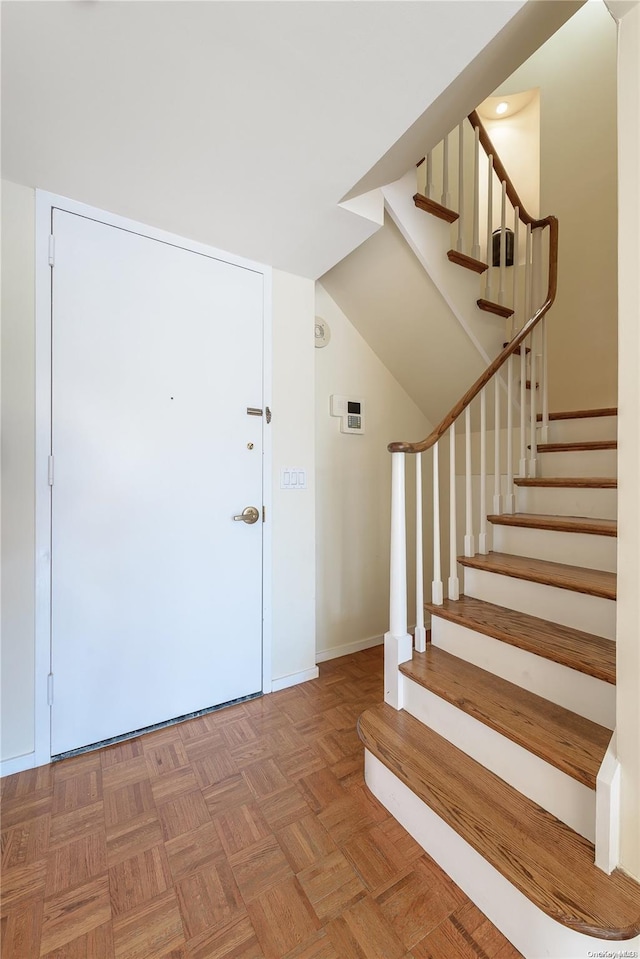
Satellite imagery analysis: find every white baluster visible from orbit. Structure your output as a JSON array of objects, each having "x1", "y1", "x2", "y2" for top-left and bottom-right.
[
  {"x1": 464, "y1": 406, "x2": 475, "y2": 556},
  {"x1": 519, "y1": 336, "x2": 527, "y2": 477},
  {"x1": 426, "y1": 151, "x2": 434, "y2": 200},
  {"x1": 485, "y1": 155, "x2": 494, "y2": 300},
  {"x1": 479, "y1": 387, "x2": 488, "y2": 554},
  {"x1": 541, "y1": 314, "x2": 550, "y2": 443},
  {"x1": 524, "y1": 224, "x2": 532, "y2": 323},
  {"x1": 432, "y1": 442, "x2": 444, "y2": 605},
  {"x1": 494, "y1": 375, "x2": 501, "y2": 514},
  {"x1": 384, "y1": 452, "x2": 412, "y2": 709},
  {"x1": 415, "y1": 454, "x2": 426, "y2": 652},
  {"x1": 472, "y1": 125, "x2": 481, "y2": 261},
  {"x1": 448, "y1": 422, "x2": 460, "y2": 599},
  {"x1": 499, "y1": 180, "x2": 507, "y2": 306},
  {"x1": 456, "y1": 124, "x2": 465, "y2": 253},
  {"x1": 511, "y1": 209, "x2": 520, "y2": 334},
  {"x1": 529, "y1": 323, "x2": 538, "y2": 478},
  {"x1": 533, "y1": 227, "x2": 543, "y2": 314},
  {"x1": 441, "y1": 133, "x2": 450, "y2": 209},
  {"x1": 505, "y1": 355, "x2": 515, "y2": 513}
]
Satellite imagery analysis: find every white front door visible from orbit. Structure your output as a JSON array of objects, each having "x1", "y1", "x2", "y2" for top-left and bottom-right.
[{"x1": 50, "y1": 210, "x2": 265, "y2": 755}]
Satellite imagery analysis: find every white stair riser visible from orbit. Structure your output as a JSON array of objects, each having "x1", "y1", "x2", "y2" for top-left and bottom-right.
[
  {"x1": 515, "y1": 485, "x2": 617, "y2": 520},
  {"x1": 491, "y1": 524, "x2": 617, "y2": 573},
  {"x1": 543, "y1": 415, "x2": 617, "y2": 444},
  {"x1": 537, "y1": 448, "x2": 617, "y2": 478},
  {"x1": 431, "y1": 617, "x2": 616, "y2": 729},
  {"x1": 365, "y1": 752, "x2": 640, "y2": 957},
  {"x1": 402, "y1": 676, "x2": 596, "y2": 841},
  {"x1": 463, "y1": 566, "x2": 616, "y2": 640}
]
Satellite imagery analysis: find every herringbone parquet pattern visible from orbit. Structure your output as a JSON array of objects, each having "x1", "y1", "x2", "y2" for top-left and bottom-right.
[{"x1": 1, "y1": 647, "x2": 522, "y2": 958}]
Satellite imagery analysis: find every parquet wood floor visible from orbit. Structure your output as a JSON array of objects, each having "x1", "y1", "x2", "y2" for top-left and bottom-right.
[{"x1": 0, "y1": 647, "x2": 522, "y2": 959}]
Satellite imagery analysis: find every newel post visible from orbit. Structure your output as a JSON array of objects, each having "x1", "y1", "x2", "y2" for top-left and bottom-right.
[{"x1": 384, "y1": 452, "x2": 413, "y2": 710}]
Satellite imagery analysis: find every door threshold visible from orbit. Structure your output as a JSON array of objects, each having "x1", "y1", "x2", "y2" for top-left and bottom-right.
[{"x1": 52, "y1": 691, "x2": 263, "y2": 761}]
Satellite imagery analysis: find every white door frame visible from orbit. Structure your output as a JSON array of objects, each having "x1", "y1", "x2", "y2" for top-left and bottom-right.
[{"x1": 34, "y1": 190, "x2": 273, "y2": 766}]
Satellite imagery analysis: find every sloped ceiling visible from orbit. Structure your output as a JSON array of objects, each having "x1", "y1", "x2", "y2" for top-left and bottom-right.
[
  {"x1": 1, "y1": 1, "x2": 579, "y2": 279},
  {"x1": 320, "y1": 216, "x2": 486, "y2": 425}
]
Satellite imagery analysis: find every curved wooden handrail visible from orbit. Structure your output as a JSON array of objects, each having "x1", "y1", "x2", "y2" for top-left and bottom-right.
[
  {"x1": 389, "y1": 217, "x2": 557, "y2": 454},
  {"x1": 389, "y1": 110, "x2": 558, "y2": 455},
  {"x1": 467, "y1": 111, "x2": 547, "y2": 229}
]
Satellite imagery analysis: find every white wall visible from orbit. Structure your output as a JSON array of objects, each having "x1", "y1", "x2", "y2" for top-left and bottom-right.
[
  {"x1": 1, "y1": 180, "x2": 36, "y2": 762},
  {"x1": 315, "y1": 285, "x2": 432, "y2": 661},
  {"x1": 271, "y1": 271, "x2": 317, "y2": 687},
  {"x1": 493, "y1": 2, "x2": 618, "y2": 411},
  {"x1": 615, "y1": 1, "x2": 640, "y2": 882},
  {"x1": 0, "y1": 184, "x2": 318, "y2": 766}
]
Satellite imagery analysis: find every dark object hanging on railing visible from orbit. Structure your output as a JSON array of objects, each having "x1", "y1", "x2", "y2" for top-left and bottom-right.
[{"x1": 492, "y1": 228, "x2": 514, "y2": 267}]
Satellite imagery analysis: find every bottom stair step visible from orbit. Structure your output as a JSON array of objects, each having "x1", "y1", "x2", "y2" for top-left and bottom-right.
[{"x1": 358, "y1": 703, "x2": 640, "y2": 942}]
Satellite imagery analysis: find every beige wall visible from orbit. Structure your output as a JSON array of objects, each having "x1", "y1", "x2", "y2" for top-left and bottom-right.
[
  {"x1": 271, "y1": 271, "x2": 317, "y2": 686},
  {"x1": 483, "y1": 92, "x2": 540, "y2": 221},
  {"x1": 315, "y1": 284, "x2": 432, "y2": 660},
  {"x1": 494, "y1": 1, "x2": 618, "y2": 411},
  {"x1": 615, "y1": 1, "x2": 640, "y2": 882},
  {"x1": 1, "y1": 180, "x2": 36, "y2": 761},
  {"x1": 0, "y1": 184, "x2": 317, "y2": 765}
]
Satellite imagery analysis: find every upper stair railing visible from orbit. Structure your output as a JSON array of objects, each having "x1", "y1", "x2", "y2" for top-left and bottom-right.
[{"x1": 384, "y1": 110, "x2": 558, "y2": 708}]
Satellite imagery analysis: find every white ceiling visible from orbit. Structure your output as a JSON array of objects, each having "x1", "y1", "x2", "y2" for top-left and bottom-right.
[{"x1": 0, "y1": 0, "x2": 544, "y2": 278}]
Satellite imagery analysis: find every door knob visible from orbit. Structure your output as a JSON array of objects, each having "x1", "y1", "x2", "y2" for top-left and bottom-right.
[{"x1": 233, "y1": 506, "x2": 260, "y2": 525}]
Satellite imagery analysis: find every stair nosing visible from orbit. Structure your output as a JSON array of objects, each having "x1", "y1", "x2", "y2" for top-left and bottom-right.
[
  {"x1": 487, "y1": 512, "x2": 617, "y2": 537},
  {"x1": 476, "y1": 297, "x2": 514, "y2": 319},
  {"x1": 514, "y1": 476, "x2": 617, "y2": 488},
  {"x1": 458, "y1": 551, "x2": 617, "y2": 600},
  {"x1": 537, "y1": 440, "x2": 617, "y2": 452},
  {"x1": 537, "y1": 407, "x2": 617, "y2": 421},
  {"x1": 447, "y1": 249, "x2": 488, "y2": 274},
  {"x1": 358, "y1": 703, "x2": 640, "y2": 941},
  {"x1": 425, "y1": 595, "x2": 616, "y2": 684},
  {"x1": 399, "y1": 646, "x2": 610, "y2": 788},
  {"x1": 413, "y1": 192, "x2": 459, "y2": 223}
]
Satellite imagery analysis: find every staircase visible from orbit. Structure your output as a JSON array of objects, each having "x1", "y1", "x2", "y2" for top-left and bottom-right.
[{"x1": 358, "y1": 111, "x2": 640, "y2": 958}]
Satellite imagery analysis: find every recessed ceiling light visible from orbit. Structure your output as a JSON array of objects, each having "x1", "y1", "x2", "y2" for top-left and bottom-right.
[{"x1": 496, "y1": 101, "x2": 509, "y2": 116}]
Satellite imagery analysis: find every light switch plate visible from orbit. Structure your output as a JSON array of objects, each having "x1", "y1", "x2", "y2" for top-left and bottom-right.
[{"x1": 280, "y1": 468, "x2": 307, "y2": 490}]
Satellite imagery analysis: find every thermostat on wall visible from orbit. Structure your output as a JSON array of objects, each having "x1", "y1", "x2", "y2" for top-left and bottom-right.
[{"x1": 330, "y1": 395, "x2": 365, "y2": 434}]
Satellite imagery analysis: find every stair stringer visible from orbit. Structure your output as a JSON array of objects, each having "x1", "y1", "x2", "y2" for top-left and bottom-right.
[
  {"x1": 381, "y1": 170, "x2": 505, "y2": 365},
  {"x1": 365, "y1": 750, "x2": 640, "y2": 957}
]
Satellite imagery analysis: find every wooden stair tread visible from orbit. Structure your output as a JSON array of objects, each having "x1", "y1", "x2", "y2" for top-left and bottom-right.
[
  {"x1": 425, "y1": 595, "x2": 615, "y2": 684},
  {"x1": 514, "y1": 476, "x2": 617, "y2": 488},
  {"x1": 458, "y1": 551, "x2": 617, "y2": 599},
  {"x1": 487, "y1": 512, "x2": 617, "y2": 537},
  {"x1": 447, "y1": 249, "x2": 488, "y2": 274},
  {"x1": 503, "y1": 342, "x2": 530, "y2": 355},
  {"x1": 477, "y1": 298, "x2": 514, "y2": 319},
  {"x1": 413, "y1": 193, "x2": 458, "y2": 223},
  {"x1": 399, "y1": 646, "x2": 610, "y2": 787},
  {"x1": 537, "y1": 440, "x2": 617, "y2": 452},
  {"x1": 537, "y1": 407, "x2": 617, "y2": 421},
  {"x1": 358, "y1": 703, "x2": 640, "y2": 940}
]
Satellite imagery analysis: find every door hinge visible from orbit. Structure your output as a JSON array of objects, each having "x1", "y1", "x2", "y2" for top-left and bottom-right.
[
  {"x1": 47, "y1": 673, "x2": 54, "y2": 706},
  {"x1": 262, "y1": 506, "x2": 266, "y2": 523},
  {"x1": 48, "y1": 455, "x2": 55, "y2": 486},
  {"x1": 48, "y1": 235, "x2": 55, "y2": 267}
]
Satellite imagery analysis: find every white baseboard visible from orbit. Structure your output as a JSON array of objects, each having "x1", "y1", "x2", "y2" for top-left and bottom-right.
[
  {"x1": 1, "y1": 751, "x2": 36, "y2": 778},
  {"x1": 271, "y1": 666, "x2": 319, "y2": 692},
  {"x1": 315, "y1": 633, "x2": 384, "y2": 663}
]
